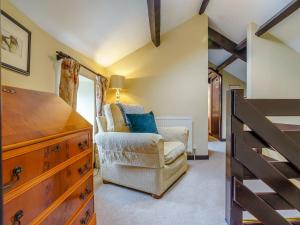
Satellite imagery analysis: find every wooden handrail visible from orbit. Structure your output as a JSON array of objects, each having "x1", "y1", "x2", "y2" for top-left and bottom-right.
[{"x1": 226, "y1": 89, "x2": 300, "y2": 225}]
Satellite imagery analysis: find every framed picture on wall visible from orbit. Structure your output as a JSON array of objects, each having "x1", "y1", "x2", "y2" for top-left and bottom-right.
[{"x1": 1, "y1": 10, "x2": 31, "y2": 75}]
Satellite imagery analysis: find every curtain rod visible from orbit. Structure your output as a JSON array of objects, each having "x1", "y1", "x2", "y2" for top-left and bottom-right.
[{"x1": 56, "y1": 51, "x2": 105, "y2": 78}]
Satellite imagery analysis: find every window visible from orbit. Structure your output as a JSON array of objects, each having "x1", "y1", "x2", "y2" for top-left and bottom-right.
[{"x1": 76, "y1": 75, "x2": 95, "y2": 131}]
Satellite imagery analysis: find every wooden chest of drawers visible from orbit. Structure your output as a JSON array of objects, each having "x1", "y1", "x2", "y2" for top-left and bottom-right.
[{"x1": 2, "y1": 86, "x2": 96, "y2": 225}]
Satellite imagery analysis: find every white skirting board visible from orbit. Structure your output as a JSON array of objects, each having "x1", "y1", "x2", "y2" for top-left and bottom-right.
[{"x1": 155, "y1": 117, "x2": 193, "y2": 153}]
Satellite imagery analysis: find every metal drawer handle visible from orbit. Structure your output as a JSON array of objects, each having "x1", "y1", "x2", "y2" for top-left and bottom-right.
[
  {"x1": 13, "y1": 210, "x2": 23, "y2": 225},
  {"x1": 2, "y1": 87, "x2": 16, "y2": 94},
  {"x1": 79, "y1": 188, "x2": 92, "y2": 200},
  {"x1": 80, "y1": 210, "x2": 91, "y2": 225},
  {"x1": 78, "y1": 140, "x2": 88, "y2": 151},
  {"x1": 78, "y1": 163, "x2": 91, "y2": 175},
  {"x1": 3, "y1": 166, "x2": 23, "y2": 191},
  {"x1": 49, "y1": 144, "x2": 62, "y2": 152}
]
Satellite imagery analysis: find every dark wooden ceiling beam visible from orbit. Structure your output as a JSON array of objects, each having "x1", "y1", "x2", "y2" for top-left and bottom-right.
[
  {"x1": 216, "y1": 55, "x2": 237, "y2": 71},
  {"x1": 213, "y1": 0, "x2": 300, "y2": 71},
  {"x1": 235, "y1": 38, "x2": 247, "y2": 51},
  {"x1": 216, "y1": 39, "x2": 247, "y2": 71},
  {"x1": 147, "y1": 0, "x2": 161, "y2": 47},
  {"x1": 208, "y1": 27, "x2": 236, "y2": 51},
  {"x1": 199, "y1": 0, "x2": 210, "y2": 14},
  {"x1": 208, "y1": 38, "x2": 221, "y2": 49},
  {"x1": 256, "y1": 0, "x2": 300, "y2": 36},
  {"x1": 208, "y1": 27, "x2": 246, "y2": 61},
  {"x1": 234, "y1": 40, "x2": 247, "y2": 63},
  {"x1": 209, "y1": 42, "x2": 221, "y2": 49}
]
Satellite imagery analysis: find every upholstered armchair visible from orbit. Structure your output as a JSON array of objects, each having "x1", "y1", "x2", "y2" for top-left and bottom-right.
[{"x1": 95, "y1": 104, "x2": 189, "y2": 199}]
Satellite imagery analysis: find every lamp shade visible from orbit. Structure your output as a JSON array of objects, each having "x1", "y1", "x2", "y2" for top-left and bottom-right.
[{"x1": 109, "y1": 75, "x2": 125, "y2": 89}]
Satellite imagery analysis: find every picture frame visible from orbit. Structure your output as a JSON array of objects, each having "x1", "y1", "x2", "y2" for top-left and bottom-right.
[{"x1": 1, "y1": 10, "x2": 31, "y2": 76}]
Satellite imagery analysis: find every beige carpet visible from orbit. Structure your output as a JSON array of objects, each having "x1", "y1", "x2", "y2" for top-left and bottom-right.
[
  {"x1": 94, "y1": 141, "x2": 299, "y2": 225},
  {"x1": 94, "y1": 142, "x2": 227, "y2": 225}
]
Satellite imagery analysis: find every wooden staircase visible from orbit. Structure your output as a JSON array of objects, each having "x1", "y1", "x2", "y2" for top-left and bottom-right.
[{"x1": 226, "y1": 90, "x2": 300, "y2": 225}]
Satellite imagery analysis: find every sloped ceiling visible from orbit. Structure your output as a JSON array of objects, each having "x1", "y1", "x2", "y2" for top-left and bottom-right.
[
  {"x1": 269, "y1": 9, "x2": 300, "y2": 55},
  {"x1": 206, "y1": 0, "x2": 292, "y2": 43},
  {"x1": 225, "y1": 59, "x2": 247, "y2": 83},
  {"x1": 206, "y1": 0, "x2": 295, "y2": 83},
  {"x1": 10, "y1": 0, "x2": 151, "y2": 66},
  {"x1": 10, "y1": 0, "x2": 203, "y2": 67},
  {"x1": 208, "y1": 50, "x2": 231, "y2": 66},
  {"x1": 10, "y1": 0, "x2": 300, "y2": 80}
]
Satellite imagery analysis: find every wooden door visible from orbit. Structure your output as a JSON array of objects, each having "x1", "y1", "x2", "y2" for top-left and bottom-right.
[{"x1": 210, "y1": 74, "x2": 222, "y2": 139}]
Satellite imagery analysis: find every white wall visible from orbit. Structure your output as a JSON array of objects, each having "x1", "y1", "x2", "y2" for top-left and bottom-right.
[
  {"x1": 247, "y1": 23, "x2": 300, "y2": 125},
  {"x1": 247, "y1": 23, "x2": 300, "y2": 99},
  {"x1": 108, "y1": 15, "x2": 208, "y2": 156}
]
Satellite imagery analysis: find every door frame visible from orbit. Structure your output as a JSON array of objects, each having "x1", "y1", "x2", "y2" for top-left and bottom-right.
[
  {"x1": 0, "y1": 8, "x2": 3, "y2": 224},
  {"x1": 1, "y1": 8, "x2": 3, "y2": 225},
  {"x1": 208, "y1": 67, "x2": 223, "y2": 140}
]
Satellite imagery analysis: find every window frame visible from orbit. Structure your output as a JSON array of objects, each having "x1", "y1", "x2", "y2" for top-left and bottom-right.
[{"x1": 77, "y1": 68, "x2": 97, "y2": 139}]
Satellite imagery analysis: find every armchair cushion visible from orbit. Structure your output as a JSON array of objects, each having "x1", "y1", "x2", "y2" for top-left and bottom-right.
[
  {"x1": 158, "y1": 127, "x2": 189, "y2": 148},
  {"x1": 117, "y1": 103, "x2": 145, "y2": 125},
  {"x1": 95, "y1": 132, "x2": 164, "y2": 168},
  {"x1": 126, "y1": 111, "x2": 158, "y2": 134},
  {"x1": 103, "y1": 104, "x2": 129, "y2": 132},
  {"x1": 96, "y1": 116, "x2": 107, "y2": 132},
  {"x1": 164, "y1": 141, "x2": 185, "y2": 165}
]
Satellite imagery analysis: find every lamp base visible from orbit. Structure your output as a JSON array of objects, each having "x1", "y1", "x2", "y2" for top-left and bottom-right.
[{"x1": 116, "y1": 88, "x2": 121, "y2": 103}]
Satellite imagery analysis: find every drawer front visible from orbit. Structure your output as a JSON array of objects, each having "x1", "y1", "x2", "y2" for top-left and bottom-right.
[
  {"x1": 88, "y1": 214, "x2": 97, "y2": 225},
  {"x1": 68, "y1": 132, "x2": 90, "y2": 153},
  {"x1": 3, "y1": 132, "x2": 90, "y2": 193},
  {"x1": 40, "y1": 176, "x2": 93, "y2": 225},
  {"x1": 71, "y1": 198, "x2": 95, "y2": 225},
  {"x1": 4, "y1": 154, "x2": 92, "y2": 225}
]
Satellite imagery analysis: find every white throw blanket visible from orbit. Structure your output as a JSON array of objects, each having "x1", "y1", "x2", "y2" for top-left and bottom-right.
[{"x1": 95, "y1": 132, "x2": 165, "y2": 169}]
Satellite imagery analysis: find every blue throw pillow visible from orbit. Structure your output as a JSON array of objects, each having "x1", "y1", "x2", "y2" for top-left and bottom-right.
[{"x1": 126, "y1": 111, "x2": 158, "y2": 134}]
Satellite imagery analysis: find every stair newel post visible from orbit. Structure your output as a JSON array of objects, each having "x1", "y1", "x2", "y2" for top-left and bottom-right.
[{"x1": 225, "y1": 89, "x2": 244, "y2": 225}]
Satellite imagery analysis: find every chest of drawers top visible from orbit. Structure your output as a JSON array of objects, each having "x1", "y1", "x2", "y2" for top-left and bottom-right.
[{"x1": 2, "y1": 86, "x2": 92, "y2": 151}]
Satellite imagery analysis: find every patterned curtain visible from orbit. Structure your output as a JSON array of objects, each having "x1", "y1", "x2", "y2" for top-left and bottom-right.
[
  {"x1": 95, "y1": 75, "x2": 108, "y2": 116},
  {"x1": 59, "y1": 58, "x2": 81, "y2": 109},
  {"x1": 94, "y1": 75, "x2": 108, "y2": 169}
]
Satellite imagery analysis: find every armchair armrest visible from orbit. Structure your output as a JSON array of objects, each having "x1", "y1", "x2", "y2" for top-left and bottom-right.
[
  {"x1": 157, "y1": 126, "x2": 189, "y2": 147},
  {"x1": 95, "y1": 132, "x2": 165, "y2": 168}
]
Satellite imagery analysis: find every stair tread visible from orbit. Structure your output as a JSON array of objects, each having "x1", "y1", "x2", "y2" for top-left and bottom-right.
[{"x1": 243, "y1": 218, "x2": 300, "y2": 225}]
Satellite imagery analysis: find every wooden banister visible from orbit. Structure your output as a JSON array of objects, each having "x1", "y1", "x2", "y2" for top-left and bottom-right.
[{"x1": 226, "y1": 89, "x2": 300, "y2": 225}]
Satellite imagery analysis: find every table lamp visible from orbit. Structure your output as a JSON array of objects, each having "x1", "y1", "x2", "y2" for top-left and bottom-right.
[{"x1": 109, "y1": 75, "x2": 125, "y2": 103}]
